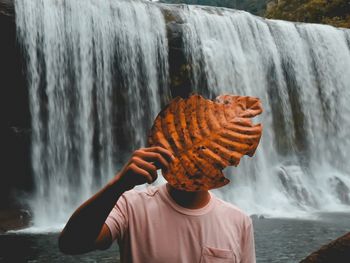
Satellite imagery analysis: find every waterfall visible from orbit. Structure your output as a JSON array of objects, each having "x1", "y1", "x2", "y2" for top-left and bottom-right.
[
  {"x1": 15, "y1": 0, "x2": 350, "y2": 227},
  {"x1": 15, "y1": 0, "x2": 169, "y2": 228},
  {"x1": 178, "y1": 6, "x2": 350, "y2": 216}
]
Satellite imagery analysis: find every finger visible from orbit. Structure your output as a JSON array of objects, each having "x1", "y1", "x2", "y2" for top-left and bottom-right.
[
  {"x1": 132, "y1": 156, "x2": 158, "y2": 182},
  {"x1": 129, "y1": 163, "x2": 153, "y2": 184},
  {"x1": 135, "y1": 151, "x2": 170, "y2": 170},
  {"x1": 142, "y1": 146, "x2": 175, "y2": 162}
]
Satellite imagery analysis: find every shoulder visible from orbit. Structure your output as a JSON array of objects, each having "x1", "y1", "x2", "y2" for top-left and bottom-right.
[
  {"x1": 121, "y1": 184, "x2": 162, "y2": 205},
  {"x1": 213, "y1": 195, "x2": 252, "y2": 227}
]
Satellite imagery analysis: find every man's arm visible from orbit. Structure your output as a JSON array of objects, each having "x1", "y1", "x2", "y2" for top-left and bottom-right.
[
  {"x1": 58, "y1": 146, "x2": 173, "y2": 255},
  {"x1": 241, "y1": 217, "x2": 256, "y2": 263}
]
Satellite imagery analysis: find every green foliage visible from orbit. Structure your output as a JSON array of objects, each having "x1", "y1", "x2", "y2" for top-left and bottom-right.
[
  {"x1": 266, "y1": 0, "x2": 350, "y2": 28},
  {"x1": 160, "y1": 0, "x2": 350, "y2": 28}
]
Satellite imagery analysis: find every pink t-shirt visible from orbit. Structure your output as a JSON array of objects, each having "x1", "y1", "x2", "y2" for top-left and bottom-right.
[{"x1": 105, "y1": 183, "x2": 256, "y2": 263}]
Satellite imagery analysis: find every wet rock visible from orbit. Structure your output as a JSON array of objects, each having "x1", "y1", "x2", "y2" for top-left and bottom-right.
[
  {"x1": 277, "y1": 165, "x2": 317, "y2": 207},
  {"x1": 0, "y1": 208, "x2": 32, "y2": 232},
  {"x1": 300, "y1": 232, "x2": 350, "y2": 263},
  {"x1": 161, "y1": 6, "x2": 193, "y2": 98},
  {"x1": 251, "y1": 214, "x2": 265, "y2": 220},
  {"x1": 0, "y1": 0, "x2": 14, "y2": 17},
  {"x1": 329, "y1": 177, "x2": 350, "y2": 205}
]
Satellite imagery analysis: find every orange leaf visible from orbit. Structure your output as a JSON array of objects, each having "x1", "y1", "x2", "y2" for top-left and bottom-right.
[{"x1": 147, "y1": 94, "x2": 263, "y2": 191}]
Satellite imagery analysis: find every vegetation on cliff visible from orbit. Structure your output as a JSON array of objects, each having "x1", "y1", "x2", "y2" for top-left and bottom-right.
[
  {"x1": 160, "y1": 0, "x2": 350, "y2": 28},
  {"x1": 266, "y1": 0, "x2": 350, "y2": 28}
]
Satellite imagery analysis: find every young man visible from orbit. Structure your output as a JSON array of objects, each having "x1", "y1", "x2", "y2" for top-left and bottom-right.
[{"x1": 59, "y1": 146, "x2": 256, "y2": 263}]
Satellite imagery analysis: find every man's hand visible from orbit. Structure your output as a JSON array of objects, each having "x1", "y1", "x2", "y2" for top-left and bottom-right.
[{"x1": 113, "y1": 146, "x2": 175, "y2": 191}]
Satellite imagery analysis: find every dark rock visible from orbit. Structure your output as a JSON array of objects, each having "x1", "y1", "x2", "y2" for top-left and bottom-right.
[
  {"x1": 0, "y1": 0, "x2": 33, "y2": 209},
  {"x1": 161, "y1": 5, "x2": 193, "y2": 98},
  {"x1": 251, "y1": 214, "x2": 265, "y2": 220},
  {"x1": 300, "y1": 232, "x2": 350, "y2": 263},
  {"x1": 0, "y1": 208, "x2": 32, "y2": 232},
  {"x1": 0, "y1": 0, "x2": 14, "y2": 17}
]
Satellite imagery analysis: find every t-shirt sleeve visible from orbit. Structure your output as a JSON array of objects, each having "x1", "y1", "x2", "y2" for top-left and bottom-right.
[
  {"x1": 105, "y1": 194, "x2": 129, "y2": 242},
  {"x1": 240, "y1": 217, "x2": 256, "y2": 263}
]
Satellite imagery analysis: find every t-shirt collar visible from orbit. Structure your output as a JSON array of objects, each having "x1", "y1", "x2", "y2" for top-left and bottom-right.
[{"x1": 159, "y1": 183, "x2": 216, "y2": 216}]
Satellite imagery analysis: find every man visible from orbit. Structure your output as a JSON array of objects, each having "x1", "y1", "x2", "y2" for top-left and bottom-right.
[{"x1": 59, "y1": 146, "x2": 256, "y2": 263}]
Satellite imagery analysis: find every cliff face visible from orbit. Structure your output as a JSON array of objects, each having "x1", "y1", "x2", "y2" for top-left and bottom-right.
[{"x1": 0, "y1": 0, "x2": 31, "y2": 209}]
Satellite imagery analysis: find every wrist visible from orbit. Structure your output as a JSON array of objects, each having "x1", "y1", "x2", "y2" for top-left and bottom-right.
[{"x1": 108, "y1": 173, "x2": 134, "y2": 193}]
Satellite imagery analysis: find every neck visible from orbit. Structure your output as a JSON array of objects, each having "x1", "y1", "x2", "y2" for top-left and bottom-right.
[{"x1": 166, "y1": 183, "x2": 211, "y2": 209}]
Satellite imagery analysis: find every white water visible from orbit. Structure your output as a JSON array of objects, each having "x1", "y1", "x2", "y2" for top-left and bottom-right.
[
  {"x1": 15, "y1": 0, "x2": 169, "y2": 228},
  {"x1": 15, "y1": 0, "x2": 350, "y2": 228},
  {"x1": 179, "y1": 6, "x2": 350, "y2": 217}
]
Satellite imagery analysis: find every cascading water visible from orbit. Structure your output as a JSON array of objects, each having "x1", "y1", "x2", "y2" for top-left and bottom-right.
[
  {"x1": 14, "y1": 0, "x2": 350, "y2": 228},
  {"x1": 15, "y1": 0, "x2": 170, "y2": 228},
  {"x1": 177, "y1": 6, "x2": 350, "y2": 216}
]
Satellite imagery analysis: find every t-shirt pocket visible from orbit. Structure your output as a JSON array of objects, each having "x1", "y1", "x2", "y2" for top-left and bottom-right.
[{"x1": 200, "y1": 246, "x2": 237, "y2": 263}]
